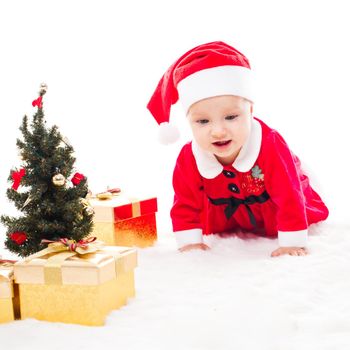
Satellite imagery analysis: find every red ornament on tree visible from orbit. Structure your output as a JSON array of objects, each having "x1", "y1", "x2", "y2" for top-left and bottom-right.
[
  {"x1": 9, "y1": 231, "x2": 27, "y2": 245},
  {"x1": 32, "y1": 96, "x2": 43, "y2": 108},
  {"x1": 12, "y1": 168, "x2": 26, "y2": 190},
  {"x1": 71, "y1": 172, "x2": 85, "y2": 186}
]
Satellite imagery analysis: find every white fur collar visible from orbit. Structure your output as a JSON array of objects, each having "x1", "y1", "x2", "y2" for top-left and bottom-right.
[{"x1": 191, "y1": 118, "x2": 262, "y2": 179}]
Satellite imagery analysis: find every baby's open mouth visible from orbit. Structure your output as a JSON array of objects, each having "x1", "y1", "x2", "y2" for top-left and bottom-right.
[{"x1": 213, "y1": 140, "x2": 231, "y2": 147}]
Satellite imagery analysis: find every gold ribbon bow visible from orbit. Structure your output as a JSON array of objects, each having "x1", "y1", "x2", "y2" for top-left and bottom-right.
[
  {"x1": 129, "y1": 197, "x2": 141, "y2": 217},
  {"x1": 24, "y1": 237, "x2": 104, "y2": 285},
  {"x1": 40, "y1": 237, "x2": 102, "y2": 255}
]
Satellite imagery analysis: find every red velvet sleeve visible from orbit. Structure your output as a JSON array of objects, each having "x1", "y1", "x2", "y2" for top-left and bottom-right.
[
  {"x1": 170, "y1": 144, "x2": 205, "y2": 232},
  {"x1": 262, "y1": 130, "x2": 308, "y2": 233}
]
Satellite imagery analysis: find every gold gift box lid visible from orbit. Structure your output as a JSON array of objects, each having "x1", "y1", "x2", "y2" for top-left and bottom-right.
[
  {"x1": 90, "y1": 194, "x2": 157, "y2": 223},
  {"x1": 14, "y1": 246, "x2": 137, "y2": 286}
]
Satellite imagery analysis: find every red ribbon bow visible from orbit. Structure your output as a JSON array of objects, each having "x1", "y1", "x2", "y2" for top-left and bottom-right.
[
  {"x1": 41, "y1": 237, "x2": 96, "y2": 252},
  {"x1": 0, "y1": 259, "x2": 17, "y2": 265},
  {"x1": 12, "y1": 168, "x2": 26, "y2": 190},
  {"x1": 32, "y1": 96, "x2": 43, "y2": 108}
]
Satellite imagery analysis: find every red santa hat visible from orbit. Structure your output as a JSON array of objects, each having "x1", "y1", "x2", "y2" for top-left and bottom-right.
[{"x1": 147, "y1": 41, "x2": 253, "y2": 144}]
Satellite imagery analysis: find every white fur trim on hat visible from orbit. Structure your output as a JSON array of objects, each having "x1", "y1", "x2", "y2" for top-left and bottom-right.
[
  {"x1": 177, "y1": 65, "x2": 254, "y2": 112},
  {"x1": 158, "y1": 122, "x2": 180, "y2": 144}
]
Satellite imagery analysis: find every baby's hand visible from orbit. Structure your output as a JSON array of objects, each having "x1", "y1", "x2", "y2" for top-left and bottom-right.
[
  {"x1": 271, "y1": 247, "x2": 308, "y2": 257},
  {"x1": 178, "y1": 243, "x2": 210, "y2": 252}
]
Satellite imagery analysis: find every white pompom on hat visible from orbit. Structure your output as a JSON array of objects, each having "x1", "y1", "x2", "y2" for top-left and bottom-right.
[{"x1": 147, "y1": 41, "x2": 254, "y2": 144}]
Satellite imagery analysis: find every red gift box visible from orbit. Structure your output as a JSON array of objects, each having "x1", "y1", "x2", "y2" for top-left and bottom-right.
[{"x1": 90, "y1": 195, "x2": 158, "y2": 247}]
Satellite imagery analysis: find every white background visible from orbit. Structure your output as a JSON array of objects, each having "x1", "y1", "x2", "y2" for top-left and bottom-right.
[
  {"x1": 1, "y1": 1, "x2": 350, "y2": 349},
  {"x1": 1, "y1": 0, "x2": 349, "y2": 225}
]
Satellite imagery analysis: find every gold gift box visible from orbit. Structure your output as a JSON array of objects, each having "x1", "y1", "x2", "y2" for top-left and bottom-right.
[
  {"x1": 13, "y1": 246, "x2": 137, "y2": 326},
  {"x1": 0, "y1": 263, "x2": 20, "y2": 323},
  {"x1": 90, "y1": 195, "x2": 158, "y2": 247}
]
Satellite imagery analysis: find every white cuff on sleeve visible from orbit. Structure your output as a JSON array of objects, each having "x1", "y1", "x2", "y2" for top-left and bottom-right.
[
  {"x1": 174, "y1": 228, "x2": 203, "y2": 248},
  {"x1": 278, "y1": 229, "x2": 308, "y2": 247}
]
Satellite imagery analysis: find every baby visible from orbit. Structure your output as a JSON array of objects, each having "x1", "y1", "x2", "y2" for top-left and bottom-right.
[{"x1": 147, "y1": 41, "x2": 328, "y2": 257}]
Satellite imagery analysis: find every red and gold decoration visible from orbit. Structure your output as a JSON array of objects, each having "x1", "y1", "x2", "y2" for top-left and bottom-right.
[
  {"x1": 13, "y1": 239, "x2": 137, "y2": 326},
  {"x1": 31, "y1": 83, "x2": 47, "y2": 108},
  {"x1": 41, "y1": 237, "x2": 99, "y2": 253},
  {"x1": 94, "y1": 187, "x2": 121, "y2": 200},
  {"x1": 9, "y1": 232, "x2": 27, "y2": 245},
  {"x1": 71, "y1": 172, "x2": 85, "y2": 186},
  {"x1": 90, "y1": 194, "x2": 158, "y2": 247},
  {"x1": 32, "y1": 96, "x2": 43, "y2": 108},
  {"x1": 107, "y1": 187, "x2": 121, "y2": 194},
  {"x1": 0, "y1": 260, "x2": 20, "y2": 324},
  {"x1": 11, "y1": 168, "x2": 26, "y2": 190},
  {"x1": 96, "y1": 192, "x2": 113, "y2": 200}
]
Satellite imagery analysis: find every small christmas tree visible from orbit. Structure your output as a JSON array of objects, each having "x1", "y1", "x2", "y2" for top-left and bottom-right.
[{"x1": 1, "y1": 84, "x2": 94, "y2": 257}]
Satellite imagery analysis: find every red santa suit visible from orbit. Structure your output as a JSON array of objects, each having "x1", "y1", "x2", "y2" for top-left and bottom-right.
[{"x1": 171, "y1": 117, "x2": 329, "y2": 248}]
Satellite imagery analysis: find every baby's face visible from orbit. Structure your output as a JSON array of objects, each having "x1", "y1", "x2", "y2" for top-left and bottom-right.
[{"x1": 187, "y1": 95, "x2": 252, "y2": 165}]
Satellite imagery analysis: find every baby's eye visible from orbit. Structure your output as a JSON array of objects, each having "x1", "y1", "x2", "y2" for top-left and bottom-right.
[
  {"x1": 196, "y1": 119, "x2": 209, "y2": 124},
  {"x1": 225, "y1": 115, "x2": 238, "y2": 120}
]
